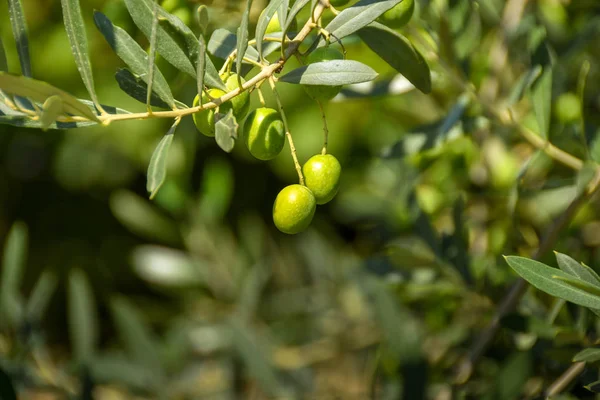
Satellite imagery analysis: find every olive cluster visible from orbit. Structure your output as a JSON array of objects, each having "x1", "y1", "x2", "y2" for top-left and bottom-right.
[{"x1": 192, "y1": 46, "x2": 344, "y2": 234}]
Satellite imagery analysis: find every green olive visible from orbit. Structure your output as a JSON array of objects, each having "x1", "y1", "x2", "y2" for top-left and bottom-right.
[
  {"x1": 161, "y1": 0, "x2": 180, "y2": 13},
  {"x1": 221, "y1": 73, "x2": 250, "y2": 120},
  {"x1": 262, "y1": 12, "x2": 298, "y2": 34},
  {"x1": 302, "y1": 154, "x2": 341, "y2": 204},
  {"x1": 304, "y1": 47, "x2": 344, "y2": 101},
  {"x1": 378, "y1": 0, "x2": 414, "y2": 29},
  {"x1": 243, "y1": 107, "x2": 285, "y2": 160},
  {"x1": 555, "y1": 92, "x2": 582, "y2": 124},
  {"x1": 272, "y1": 184, "x2": 316, "y2": 234},
  {"x1": 192, "y1": 89, "x2": 233, "y2": 137}
]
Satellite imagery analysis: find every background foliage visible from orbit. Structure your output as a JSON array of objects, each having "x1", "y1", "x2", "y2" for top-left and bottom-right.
[{"x1": 1, "y1": 0, "x2": 600, "y2": 398}]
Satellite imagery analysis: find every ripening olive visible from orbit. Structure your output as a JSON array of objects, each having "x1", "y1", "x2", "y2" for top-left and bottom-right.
[
  {"x1": 272, "y1": 184, "x2": 316, "y2": 234},
  {"x1": 302, "y1": 154, "x2": 341, "y2": 204},
  {"x1": 221, "y1": 73, "x2": 250, "y2": 120},
  {"x1": 192, "y1": 89, "x2": 233, "y2": 137},
  {"x1": 243, "y1": 107, "x2": 285, "y2": 160},
  {"x1": 378, "y1": 0, "x2": 414, "y2": 29},
  {"x1": 304, "y1": 47, "x2": 344, "y2": 101}
]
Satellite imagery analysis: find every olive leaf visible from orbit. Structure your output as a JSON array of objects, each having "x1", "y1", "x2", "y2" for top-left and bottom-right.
[
  {"x1": 256, "y1": 0, "x2": 284, "y2": 59},
  {"x1": 68, "y1": 269, "x2": 98, "y2": 366},
  {"x1": 0, "y1": 222, "x2": 27, "y2": 329},
  {"x1": 573, "y1": 348, "x2": 600, "y2": 363},
  {"x1": 214, "y1": 109, "x2": 238, "y2": 153},
  {"x1": 25, "y1": 269, "x2": 58, "y2": 323},
  {"x1": 0, "y1": 38, "x2": 8, "y2": 72},
  {"x1": 208, "y1": 29, "x2": 260, "y2": 63},
  {"x1": 61, "y1": 0, "x2": 104, "y2": 112},
  {"x1": 236, "y1": 0, "x2": 254, "y2": 77},
  {"x1": 115, "y1": 69, "x2": 171, "y2": 109},
  {"x1": 7, "y1": 0, "x2": 31, "y2": 77},
  {"x1": 531, "y1": 67, "x2": 552, "y2": 139},
  {"x1": 94, "y1": 11, "x2": 176, "y2": 108},
  {"x1": 40, "y1": 95, "x2": 64, "y2": 131},
  {"x1": 279, "y1": 60, "x2": 378, "y2": 85},
  {"x1": 147, "y1": 120, "x2": 178, "y2": 199},
  {"x1": 146, "y1": 0, "x2": 159, "y2": 109},
  {"x1": 358, "y1": 22, "x2": 431, "y2": 94},
  {"x1": 196, "y1": 5, "x2": 209, "y2": 34},
  {"x1": 197, "y1": 35, "x2": 207, "y2": 97}
]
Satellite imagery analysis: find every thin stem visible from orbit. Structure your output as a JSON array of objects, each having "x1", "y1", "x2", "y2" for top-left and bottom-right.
[
  {"x1": 317, "y1": 100, "x2": 329, "y2": 154},
  {"x1": 269, "y1": 77, "x2": 304, "y2": 185},
  {"x1": 98, "y1": 1, "x2": 328, "y2": 125},
  {"x1": 545, "y1": 362, "x2": 586, "y2": 397},
  {"x1": 256, "y1": 85, "x2": 266, "y2": 107}
]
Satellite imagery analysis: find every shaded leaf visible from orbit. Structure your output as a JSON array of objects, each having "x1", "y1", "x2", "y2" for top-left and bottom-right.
[
  {"x1": 147, "y1": 120, "x2": 177, "y2": 199},
  {"x1": 505, "y1": 256, "x2": 600, "y2": 310},
  {"x1": 256, "y1": 0, "x2": 284, "y2": 59},
  {"x1": 94, "y1": 11, "x2": 175, "y2": 108},
  {"x1": 573, "y1": 348, "x2": 600, "y2": 363},
  {"x1": 196, "y1": 5, "x2": 209, "y2": 34},
  {"x1": 40, "y1": 95, "x2": 64, "y2": 131},
  {"x1": 585, "y1": 379, "x2": 600, "y2": 393},
  {"x1": 115, "y1": 69, "x2": 170, "y2": 108},
  {"x1": 208, "y1": 29, "x2": 259, "y2": 63},
  {"x1": 196, "y1": 35, "x2": 206, "y2": 96},
  {"x1": 322, "y1": 0, "x2": 402, "y2": 44},
  {"x1": 0, "y1": 368, "x2": 17, "y2": 400},
  {"x1": 454, "y1": 3, "x2": 481, "y2": 60},
  {"x1": 26, "y1": 270, "x2": 58, "y2": 323},
  {"x1": 214, "y1": 110, "x2": 238, "y2": 153},
  {"x1": 68, "y1": 269, "x2": 97, "y2": 366},
  {"x1": 236, "y1": 0, "x2": 253, "y2": 79},
  {"x1": 279, "y1": 60, "x2": 377, "y2": 85},
  {"x1": 0, "y1": 38, "x2": 8, "y2": 72},
  {"x1": 358, "y1": 22, "x2": 431, "y2": 94},
  {"x1": 61, "y1": 0, "x2": 103, "y2": 111},
  {"x1": 0, "y1": 114, "x2": 97, "y2": 129},
  {"x1": 7, "y1": 0, "x2": 31, "y2": 76},
  {"x1": 124, "y1": 0, "x2": 196, "y2": 77},
  {"x1": 555, "y1": 252, "x2": 600, "y2": 287},
  {"x1": 146, "y1": 0, "x2": 160, "y2": 109},
  {"x1": 0, "y1": 72, "x2": 99, "y2": 121},
  {"x1": 507, "y1": 65, "x2": 542, "y2": 106},
  {"x1": 285, "y1": 0, "x2": 309, "y2": 33},
  {"x1": 0, "y1": 222, "x2": 27, "y2": 328},
  {"x1": 531, "y1": 67, "x2": 552, "y2": 139}
]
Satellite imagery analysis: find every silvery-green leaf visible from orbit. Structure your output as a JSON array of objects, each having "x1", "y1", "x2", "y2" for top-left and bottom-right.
[
  {"x1": 147, "y1": 120, "x2": 177, "y2": 199},
  {"x1": 279, "y1": 60, "x2": 377, "y2": 85},
  {"x1": 322, "y1": 0, "x2": 402, "y2": 44},
  {"x1": 208, "y1": 29, "x2": 259, "y2": 63},
  {"x1": 196, "y1": 35, "x2": 206, "y2": 96},
  {"x1": 61, "y1": 0, "x2": 103, "y2": 111},
  {"x1": 214, "y1": 110, "x2": 238, "y2": 153},
  {"x1": 256, "y1": 0, "x2": 284, "y2": 59},
  {"x1": 358, "y1": 22, "x2": 431, "y2": 94},
  {"x1": 94, "y1": 11, "x2": 175, "y2": 108},
  {"x1": 68, "y1": 269, "x2": 97, "y2": 366},
  {"x1": 285, "y1": 0, "x2": 309, "y2": 33},
  {"x1": 531, "y1": 67, "x2": 552, "y2": 139},
  {"x1": 196, "y1": 5, "x2": 209, "y2": 34},
  {"x1": 236, "y1": 0, "x2": 254, "y2": 76},
  {"x1": 7, "y1": 0, "x2": 31, "y2": 76},
  {"x1": 115, "y1": 69, "x2": 170, "y2": 109},
  {"x1": 0, "y1": 38, "x2": 8, "y2": 72},
  {"x1": 146, "y1": 0, "x2": 160, "y2": 109}
]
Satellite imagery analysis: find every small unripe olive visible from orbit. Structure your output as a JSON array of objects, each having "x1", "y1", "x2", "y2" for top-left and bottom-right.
[
  {"x1": 262, "y1": 12, "x2": 298, "y2": 34},
  {"x1": 304, "y1": 47, "x2": 344, "y2": 101},
  {"x1": 192, "y1": 89, "x2": 233, "y2": 137},
  {"x1": 378, "y1": 0, "x2": 414, "y2": 29},
  {"x1": 302, "y1": 154, "x2": 341, "y2": 204},
  {"x1": 330, "y1": 0, "x2": 350, "y2": 6},
  {"x1": 221, "y1": 73, "x2": 250, "y2": 120},
  {"x1": 555, "y1": 92, "x2": 582, "y2": 124},
  {"x1": 243, "y1": 107, "x2": 285, "y2": 160},
  {"x1": 272, "y1": 184, "x2": 316, "y2": 234}
]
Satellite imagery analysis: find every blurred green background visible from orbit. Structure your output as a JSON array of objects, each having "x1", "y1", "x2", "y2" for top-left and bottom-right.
[{"x1": 1, "y1": 0, "x2": 600, "y2": 398}]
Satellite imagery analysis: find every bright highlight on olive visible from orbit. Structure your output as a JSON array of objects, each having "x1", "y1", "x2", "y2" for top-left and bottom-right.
[
  {"x1": 302, "y1": 154, "x2": 342, "y2": 204},
  {"x1": 272, "y1": 184, "x2": 316, "y2": 234},
  {"x1": 243, "y1": 107, "x2": 285, "y2": 160}
]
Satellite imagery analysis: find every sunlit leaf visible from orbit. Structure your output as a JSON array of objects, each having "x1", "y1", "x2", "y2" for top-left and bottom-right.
[
  {"x1": 196, "y1": 35, "x2": 206, "y2": 96},
  {"x1": 61, "y1": 0, "x2": 104, "y2": 111},
  {"x1": 7, "y1": 0, "x2": 31, "y2": 76},
  {"x1": 555, "y1": 252, "x2": 600, "y2": 286},
  {"x1": 68, "y1": 269, "x2": 97, "y2": 366},
  {"x1": 573, "y1": 348, "x2": 600, "y2": 363},
  {"x1": 94, "y1": 11, "x2": 175, "y2": 108},
  {"x1": 0, "y1": 38, "x2": 8, "y2": 72},
  {"x1": 236, "y1": 0, "x2": 253, "y2": 78},
  {"x1": 285, "y1": 0, "x2": 309, "y2": 33},
  {"x1": 208, "y1": 29, "x2": 259, "y2": 63},
  {"x1": 0, "y1": 72, "x2": 99, "y2": 121},
  {"x1": 147, "y1": 120, "x2": 177, "y2": 199},
  {"x1": 146, "y1": 0, "x2": 159, "y2": 109},
  {"x1": 40, "y1": 95, "x2": 64, "y2": 131},
  {"x1": 507, "y1": 65, "x2": 542, "y2": 106},
  {"x1": 279, "y1": 60, "x2": 377, "y2": 85},
  {"x1": 214, "y1": 110, "x2": 238, "y2": 153},
  {"x1": 322, "y1": 0, "x2": 402, "y2": 44},
  {"x1": 531, "y1": 67, "x2": 552, "y2": 139},
  {"x1": 358, "y1": 22, "x2": 431, "y2": 94},
  {"x1": 256, "y1": 0, "x2": 284, "y2": 59}
]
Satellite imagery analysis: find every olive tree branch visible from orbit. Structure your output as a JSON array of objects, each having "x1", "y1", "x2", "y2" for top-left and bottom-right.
[
  {"x1": 544, "y1": 362, "x2": 586, "y2": 397},
  {"x1": 98, "y1": 1, "x2": 328, "y2": 125}
]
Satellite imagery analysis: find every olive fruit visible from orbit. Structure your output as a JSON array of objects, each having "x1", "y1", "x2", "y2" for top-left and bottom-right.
[
  {"x1": 243, "y1": 107, "x2": 286, "y2": 160},
  {"x1": 330, "y1": 0, "x2": 350, "y2": 7},
  {"x1": 302, "y1": 154, "x2": 341, "y2": 204},
  {"x1": 262, "y1": 11, "x2": 298, "y2": 34},
  {"x1": 192, "y1": 89, "x2": 233, "y2": 137},
  {"x1": 555, "y1": 92, "x2": 582, "y2": 124},
  {"x1": 378, "y1": 0, "x2": 414, "y2": 29},
  {"x1": 221, "y1": 73, "x2": 250, "y2": 120},
  {"x1": 272, "y1": 184, "x2": 316, "y2": 234},
  {"x1": 304, "y1": 47, "x2": 344, "y2": 101}
]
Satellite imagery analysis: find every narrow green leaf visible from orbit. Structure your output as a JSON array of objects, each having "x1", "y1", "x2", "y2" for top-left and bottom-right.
[
  {"x1": 0, "y1": 115, "x2": 97, "y2": 129},
  {"x1": 454, "y1": 4, "x2": 481, "y2": 60},
  {"x1": 214, "y1": 109, "x2": 238, "y2": 153},
  {"x1": 93, "y1": 11, "x2": 175, "y2": 109},
  {"x1": 40, "y1": 95, "x2": 64, "y2": 131},
  {"x1": 358, "y1": 22, "x2": 431, "y2": 93},
  {"x1": 279, "y1": 59, "x2": 377, "y2": 85},
  {"x1": 278, "y1": 0, "x2": 290, "y2": 27},
  {"x1": 146, "y1": 0, "x2": 159, "y2": 110},
  {"x1": 236, "y1": 0, "x2": 254, "y2": 77},
  {"x1": 531, "y1": 67, "x2": 552, "y2": 139},
  {"x1": 0, "y1": 38, "x2": 8, "y2": 72},
  {"x1": 505, "y1": 256, "x2": 600, "y2": 310},
  {"x1": 573, "y1": 348, "x2": 600, "y2": 363},
  {"x1": 228, "y1": 317, "x2": 287, "y2": 397},
  {"x1": 68, "y1": 269, "x2": 97, "y2": 366},
  {"x1": 7, "y1": 0, "x2": 31, "y2": 76},
  {"x1": 78, "y1": 99, "x2": 131, "y2": 115},
  {"x1": 115, "y1": 68, "x2": 170, "y2": 108},
  {"x1": 196, "y1": 5, "x2": 209, "y2": 34},
  {"x1": 110, "y1": 297, "x2": 163, "y2": 380},
  {"x1": 552, "y1": 275, "x2": 600, "y2": 298},
  {"x1": 585, "y1": 379, "x2": 600, "y2": 393},
  {"x1": 256, "y1": 0, "x2": 284, "y2": 59},
  {"x1": 285, "y1": 0, "x2": 309, "y2": 33},
  {"x1": 25, "y1": 270, "x2": 58, "y2": 323},
  {"x1": 0, "y1": 222, "x2": 27, "y2": 328},
  {"x1": 555, "y1": 252, "x2": 600, "y2": 286},
  {"x1": 147, "y1": 120, "x2": 177, "y2": 199},
  {"x1": 124, "y1": 0, "x2": 196, "y2": 77},
  {"x1": 0, "y1": 72, "x2": 99, "y2": 121},
  {"x1": 61, "y1": 0, "x2": 103, "y2": 112},
  {"x1": 577, "y1": 60, "x2": 590, "y2": 156},
  {"x1": 208, "y1": 29, "x2": 259, "y2": 63},
  {"x1": 322, "y1": 0, "x2": 402, "y2": 44},
  {"x1": 507, "y1": 65, "x2": 542, "y2": 106},
  {"x1": 196, "y1": 35, "x2": 206, "y2": 97}
]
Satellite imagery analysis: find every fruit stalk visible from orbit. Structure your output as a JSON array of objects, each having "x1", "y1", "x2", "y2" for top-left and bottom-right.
[{"x1": 317, "y1": 100, "x2": 329, "y2": 155}]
